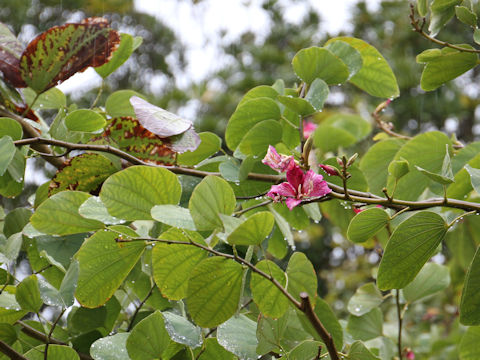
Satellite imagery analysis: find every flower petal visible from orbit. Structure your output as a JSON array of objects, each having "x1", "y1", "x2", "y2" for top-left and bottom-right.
[
  {"x1": 267, "y1": 182, "x2": 296, "y2": 198},
  {"x1": 286, "y1": 164, "x2": 305, "y2": 191},
  {"x1": 303, "y1": 170, "x2": 331, "y2": 198},
  {"x1": 285, "y1": 197, "x2": 302, "y2": 210}
]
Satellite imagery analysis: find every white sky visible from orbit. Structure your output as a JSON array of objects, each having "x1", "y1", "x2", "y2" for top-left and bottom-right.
[{"x1": 58, "y1": 0, "x2": 381, "y2": 95}]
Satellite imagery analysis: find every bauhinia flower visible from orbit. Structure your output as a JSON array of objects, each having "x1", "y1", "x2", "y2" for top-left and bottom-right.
[
  {"x1": 319, "y1": 164, "x2": 340, "y2": 176},
  {"x1": 267, "y1": 164, "x2": 331, "y2": 210},
  {"x1": 303, "y1": 121, "x2": 317, "y2": 139},
  {"x1": 262, "y1": 145, "x2": 295, "y2": 172}
]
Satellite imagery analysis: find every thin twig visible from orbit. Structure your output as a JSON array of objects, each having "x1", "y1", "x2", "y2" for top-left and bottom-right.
[
  {"x1": 0, "y1": 340, "x2": 29, "y2": 360},
  {"x1": 396, "y1": 290, "x2": 403, "y2": 360},
  {"x1": 234, "y1": 200, "x2": 272, "y2": 216},
  {"x1": 45, "y1": 308, "x2": 66, "y2": 360},
  {"x1": 127, "y1": 285, "x2": 155, "y2": 332},
  {"x1": 372, "y1": 100, "x2": 411, "y2": 142}
]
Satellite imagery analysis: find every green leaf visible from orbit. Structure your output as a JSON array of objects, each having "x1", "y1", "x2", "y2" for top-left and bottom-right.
[
  {"x1": 347, "y1": 208, "x2": 390, "y2": 243},
  {"x1": 186, "y1": 257, "x2": 243, "y2": 327},
  {"x1": 188, "y1": 175, "x2": 236, "y2": 231},
  {"x1": 459, "y1": 326, "x2": 480, "y2": 360},
  {"x1": 387, "y1": 131, "x2": 452, "y2": 201},
  {"x1": 90, "y1": 333, "x2": 130, "y2": 360},
  {"x1": 418, "y1": 0, "x2": 428, "y2": 16},
  {"x1": 269, "y1": 205, "x2": 294, "y2": 249},
  {"x1": 227, "y1": 211, "x2": 274, "y2": 246},
  {"x1": 0, "y1": 117, "x2": 23, "y2": 140},
  {"x1": 49, "y1": 153, "x2": 118, "y2": 196},
  {"x1": 347, "y1": 283, "x2": 383, "y2": 316},
  {"x1": 267, "y1": 226, "x2": 289, "y2": 260},
  {"x1": 377, "y1": 212, "x2": 448, "y2": 290},
  {"x1": 65, "y1": 109, "x2": 106, "y2": 132},
  {"x1": 177, "y1": 132, "x2": 221, "y2": 166},
  {"x1": 238, "y1": 119, "x2": 282, "y2": 157},
  {"x1": 15, "y1": 275, "x2": 42, "y2": 312},
  {"x1": 292, "y1": 46, "x2": 349, "y2": 85},
  {"x1": 31, "y1": 191, "x2": 104, "y2": 235},
  {"x1": 100, "y1": 166, "x2": 181, "y2": 221},
  {"x1": 347, "y1": 308, "x2": 383, "y2": 341},
  {"x1": 326, "y1": 37, "x2": 399, "y2": 98},
  {"x1": 96, "y1": 33, "x2": 134, "y2": 78},
  {"x1": 152, "y1": 229, "x2": 208, "y2": 300},
  {"x1": 0, "y1": 323, "x2": 16, "y2": 345},
  {"x1": 217, "y1": 315, "x2": 258, "y2": 360},
  {"x1": 474, "y1": 28, "x2": 480, "y2": 45},
  {"x1": 286, "y1": 252, "x2": 317, "y2": 301},
  {"x1": 304, "y1": 78, "x2": 329, "y2": 111},
  {"x1": 416, "y1": 48, "x2": 443, "y2": 63},
  {"x1": 162, "y1": 311, "x2": 202, "y2": 348},
  {"x1": 0, "y1": 136, "x2": 15, "y2": 176},
  {"x1": 3, "y1": 207, "x2": 31, "y2": 238},
  {"x1": 360, "y1": 139, "x2": 405, "y2": 196},
  {"x1": 151, "y1": 204, "x2": 196, "y2": 230},
  {"x1": 456, "y1": 6, "x2": 477, "y2": 26},
  {"x1": 24, "y1": 344, "x2": 79, "y2": 360},
  {"x1": 75, "y1": 230, "x2": 145, "y2": 308},
  {"x1": 460, "y1": 247, "x2": 480, "y2": 325},
  {"x1": 126, "y1": 311, "x2": 172, "y2": 360},
  {"x1": 23, "y1": 87, "x2": 66, "y2": 110},
  {"x1": 198, "y1": 338, "x2": 236, "y2": 360},
  {"x1": 79, "y1": 196, "x2": 125, "y2": 225},
  {"x1": 465, "y1": 164, "x2": 480, "y2": 194},
  {"x1": 403, "y1": 262, "x2": 450, "y2": 303},
  {"x1": 277, "y1": 96, "x2": 316, "y2": 116},
  {"x1": 37, "y1": 261, "x2": 78, "y2": 307},
  {"x1": 70, "y1": 306, "x2": 107, "y2": 333},
  {"x1": 348, "y1": 341, "x2": 381, "y2": 360},
  {"x1": 250, "y1": 260, "x2": 289, "y2": 318},
  {"x1": 324, "y1": 40, "x2": 363, "y2": 78},
  {"x1": 105, "y1": 90, "x2": 145, "y2": 118},
  {"x1": 225, "y1": 97, "x2": 280, "y2": 150},
  {"x1": 429, "y1": 0, "x2": 462, "y2": 36},
  {"x1": 286, "y1": 340, "x2": 323, "y2": 360},
  {"x1": 238, "y1": 85, "x2": 279, "y2": 107},
  {"x1": 0, "y1": 233, "x2": 22, "y2": 264},
  {"x1": 388, "y1": 159, "x2": 410, "y2": 180},
  {"x1": 298, "y1": 297, "x2": 343, "y2": 350},
  {"x1": 420, "y1": 47, "x2": 478, "y2": 91}
]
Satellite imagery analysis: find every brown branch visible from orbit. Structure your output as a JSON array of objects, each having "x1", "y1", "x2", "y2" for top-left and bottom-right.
[
  {"x1": 0, "y1": 340, "x2": 29, "y2": 360},
  {"x1": 127, "y1": 285, "x2": 155, "y2": 332},
  {"x1": 0, "y1": 109, "x2": 65, "y2": 168},
  {"x1": 372, "y1": 100, "x2": 411, "y2": 142},
  {"x1": 409, "y1": 3, "x2": 480, "y2": 54},
  {"x1": 299, "y1": 293, "x2": 339, "y2": 360},
  {"x1": 16, "y1": 321, "x2": 93, "y2": 360}
]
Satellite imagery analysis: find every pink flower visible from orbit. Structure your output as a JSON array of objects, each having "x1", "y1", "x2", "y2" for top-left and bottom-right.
[
  {"x1": 262, "y1": 145, "x2": 295, "y2": 173},
  {"x1": 303, "y1": 121, "x2": 317, "y2": 139},
  {"x1": 320, "y1": 164, "x2": 340, "y2": 176},
  {"x1": 406, "y1": 350, "x2": 415, "y2": 360},
  {"x1": 267, "y1": 164, "x2": 331, "y2": 210}
]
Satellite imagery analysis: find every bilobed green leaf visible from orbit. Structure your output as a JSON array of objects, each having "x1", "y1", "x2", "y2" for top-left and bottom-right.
[
  {"x1": 0, "y1": 233, "x2": 22, "y2": 263},
  {"x1": 15, "y1": 275, "x2": 42, "y2": 312},
  {"x1": 460, "y1": 247, "x2": 480, "y2": 325},
  {"x1": 186, "y1": 257, "x2": 243, "y2": 327},
  {"x1": 277, "y1": 95, "x2": 315, "y2": 116},
  {"x1": 100, "y1": 166, "x2": 181, "y2": 221},
  {"x1": 456, "y1": 6, "x2": 477, "y2": 27},
  {"x1": 31, "y1": 191, "x2": 104, "y2": 235},
  {"x1": 269, "y1": 205, "x2": 294, "y2": 249},
  {"x1": 347, "y1": 208, "x2": 390, "y2": 243},
  {"x1": 49, "y1": 153, "x2": 117, "y2": 196},
  {"x1": 198, "y1": 338, "x2": 236, "y2": 360},
  {"x1": 304, "y1": 78, "x2": 329, "y2": 111},
  {"x1": 403, "y1": 263, "x2": 450, "y2": 303},
  {"x1": 162, "y1": 311, "x2": 202, "y2": 348},
  {"x1": 126, "y1": 311, "x2": 172, "y2": 360},
  {"x1": 152, "y1": 228, "x2": 207, "y2": 300},
  {"x1": 227, "y1": 211, "x2": 274, "y2": 246},
  {"x1": 0, "y1": 168, "x2": 23, "y2": 198},
  {"x1": 292, "y1": 46, "x2": 349, "y2": 85},
  {"x1": 418, "y1": 0, "x2": 428, "y2": 16},
  {"x1": 377, "y1": 212, "x2": 448, "y2": 290},
  {"x1": 238, "y1": 85, "x2": 279, "y2": 107},
  {"x1": 219, "y1": 158, "x2": 241, "y2": 183},
  {"x1": 23, "y1": 87, "x2": 66, "y2": 110},
  {"x1": 0, "y1": 136, "x2": 15, "y2": 176},
  {"x1": 459, "y1": 326, "x2": 480, "y2": 360},
  {"x1": 65, "y1": 109, "x2": 106, "y2": 132},
  {"x1": 348, "y1": 341, "x2": 381, "y2": 360},
  {"x1": 326, "y1": 37, "x2": 399, "y2": 98},
  {"x1": 79, "y1": 196, "x2": 125, "y2": 225},
  {"x1": 286, "y1": 252, "x2": 317, "y2": 301},
  {"x1": 238, "y1": 119, "x2": 282, "y2": 157},
  {"x1": 348, "y1": 283, "x2": 383, "y2": 316},
  {"x1": 19, "y1": 18, "x2": 120, "y2": 93},
  {"x1": 177, "y1": 132, "x2": 221, "y2": 166},
  {"x1": 388, "y1": 159, "x2": 410, "y2": 180},
  {"x1": 226, "y1": 97, "x2": 280, "y2": 150},
  {"x1": 0, "y1": 117, "x2": 23, "y2": 141},
  {"x1": 420, "y1": 47, "x2": 478, "y2": 91},
  {"x1": 429, "y1": 0, "x2": 462, "y2": 36},
  {"x1": 75, "y1": 230, "x2": 145, "y2": 308},
  {"x1": 189, "y1": 175, "x2": 236, "y2": 231},
  {"x1": 217, "y1": 315, "x2": 258, "y2": 360},
  {"x1": 151, "y1": 204, "x2": 196, "y2": 230},
  {"x1": 105, "y1": 90, "x2": 145, "y2": 118},
  {"x1": 90, "y1": 333, "x2": 130, "y2": 360},
  {"x1": 70, "y1": 306, "x2": 107, "y2": 333},
  {"x1": 416, "y1": 48, "x2": 443, "y2": 63},
  {"x1": 96, "y1": 33, "x2": 134, "y2": 78},
  {"x1": 286, "y1": 340, "x2": 323, "y2": 360},
  {"x1": 347, "y1": 308, "x2": 383, "y2": 341},
  {"x1": 325, "y1": 40, "x2": 363, "y2": 78},
  {"x1": 250, "y1": 260, "x2": 289, "y2": 318},
  {"x1": 3, "y1": 207, "x2": 31, "y2": 238},
  {"x1": 24, "y1": 344, "x2": 79, "y2": 360},
  {"x1": 465, "y1": 164, "x2": 480, "y2": 194},
  {"x1": 314, "y1": 125, "x2": 356, "y2": 152}
]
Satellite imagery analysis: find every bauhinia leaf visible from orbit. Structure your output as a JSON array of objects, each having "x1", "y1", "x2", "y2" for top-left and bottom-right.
[{"x1": 0, "y1": 23, "x2": 24, "y2": 87}]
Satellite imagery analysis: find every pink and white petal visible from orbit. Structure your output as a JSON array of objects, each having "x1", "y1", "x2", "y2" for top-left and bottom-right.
[
  {"x1": 285, "y1": 197, "x2": 303, "y2": 210},
  {"x1": 286, "y1": 164, "x2": 304, "y2": 190},
  {"x1": 262, "y1": 145, "x2": 281, "y2": 169},
  {"x1": 269, "y1": 182, "x2": 296, "y2": 198},
  {"x1": 303, "y1": 170, "x2": 331, "y2": 197}
]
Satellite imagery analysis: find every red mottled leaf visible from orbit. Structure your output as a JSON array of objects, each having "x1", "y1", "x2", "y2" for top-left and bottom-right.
[
  {"x1": 130, "y1": 96, "x2": 192, "y2": 137},
  {"x1": 49, "y1": 153, "x2": 118, "y2": 196},
  {"x1": 100, "y1": 116, "x2": 176, "y2": 165},
  {"x1": 19, "y1": 17, "x2": 120, "y2": 93},
  {"x1": 0, "y1": 23, "x2": 24, "y2": 87}
]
